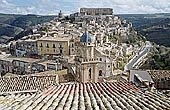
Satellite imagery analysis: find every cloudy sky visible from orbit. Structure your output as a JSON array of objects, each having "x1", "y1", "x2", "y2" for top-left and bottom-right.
[{"x1": 0, "y1": 0, "x2": 170, "y2": 15}]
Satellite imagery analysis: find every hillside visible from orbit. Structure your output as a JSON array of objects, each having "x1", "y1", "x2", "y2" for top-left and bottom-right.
[
  {"x1": 118, "y1": 13, "x2": 170, "y2": 47},
  {"x1": 109, "y1": 28, "x2": 146, "y2": 45},
  {"x1": 0, "y1": 23, "x2": 23, "y2": 37},
  {"x1": 0, "y1": 13, "x2": 56, "y2": 43},
  {"x1": 118, "y1": 13, "x2": 170, "y2": 30},
  {"x1": 140, "y1": 44, "x2": 170, "y2": 70},
  {"x1": 139, "y1": 18, "x2": 170, "y2": 47},
  {"x1": 119, "y1": 13, "x2": 170, "y2": 70}
]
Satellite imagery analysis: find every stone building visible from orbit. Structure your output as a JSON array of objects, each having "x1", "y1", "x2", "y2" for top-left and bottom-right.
[
  {"x1": 75, "y1": 31, "x2": 100, "y2": 82},
  {"x1": 95, "y1": 33, "x2": 105, "y2": 46},
  {"x1": 94, "y1": 49, "x2": 113, "y2": 77},
  {"x1": 0, "y1": 59, "x2": 12, "y2": 76},
  {"x1": 15, "y1": 39, "x2": 38, "y2": 57},
  {"x1": 80, "y1": 8, "x2": 113, "y2": 16},
  {"x1": 0, "y1": 57, "x2": 46, "y2": 76},
  {"x1": 69, "y1": 38, "x2": 75, "y2": 55},
  {"x1": 37, "y1": 37, "x2": 70, "y2": 56},
  {"x1": 10, "y1": 39, "x2": 38, "y2": 57},
  {"x1": 11, "y1": 58, "x2": 45, "y2": 75}
]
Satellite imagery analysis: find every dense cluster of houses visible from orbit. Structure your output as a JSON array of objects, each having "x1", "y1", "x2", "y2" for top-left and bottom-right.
[
  {"x1": 0, "y1": 8, "x2": 169, "y2": 109},
  {"x1": 1, "y1": 8, "x2": 141, "y2": 79},
  {"x1": 0, "y1": 8, "x2": 169, "y2": 88}
]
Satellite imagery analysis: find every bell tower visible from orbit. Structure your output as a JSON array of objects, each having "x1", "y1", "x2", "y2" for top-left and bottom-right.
[
  {"x1": 75, "y1": 30, "x2": 100, "y2": 82},
  {"x1": 58, "y1": 10, "x2": 64, "y2": 19}
]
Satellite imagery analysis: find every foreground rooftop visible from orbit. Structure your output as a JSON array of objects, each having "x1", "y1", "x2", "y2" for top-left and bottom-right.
[
  {"x1": 0, "y1": 72, "x2": 58, "y2": 92},
  {"x1": 0, "y1": 82, "x2": 170, "y2": 110}
]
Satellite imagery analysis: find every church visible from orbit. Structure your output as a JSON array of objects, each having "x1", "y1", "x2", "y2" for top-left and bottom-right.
[{"x1": 75, "y1": 30, "x2": 113, "y2": 82}]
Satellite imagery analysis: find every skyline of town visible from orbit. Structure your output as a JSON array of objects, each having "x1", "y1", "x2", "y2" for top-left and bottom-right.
[
  {"x1": 0, "y1": 0, "x2": 170, "y2": 15},
  {"x1": 0, "y1": 7, "x2": 170, "y2": 109}
]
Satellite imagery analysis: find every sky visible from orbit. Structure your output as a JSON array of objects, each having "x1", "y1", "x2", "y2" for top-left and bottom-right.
[{"x1": 0, "y1": 0, "x2": 170, "y2": 15}]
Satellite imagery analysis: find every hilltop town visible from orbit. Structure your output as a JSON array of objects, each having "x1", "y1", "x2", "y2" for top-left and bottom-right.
[
  {"x1": 0, "y1": 8, "x2": 142, "y2": 80},
  {"x1": 0, "y1": 8, "x2": 169, "y2": 109}
]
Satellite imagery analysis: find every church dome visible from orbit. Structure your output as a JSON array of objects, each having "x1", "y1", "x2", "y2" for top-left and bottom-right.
[{"x1": 80, "y1": 32, "x2": 94, "y2": 42}]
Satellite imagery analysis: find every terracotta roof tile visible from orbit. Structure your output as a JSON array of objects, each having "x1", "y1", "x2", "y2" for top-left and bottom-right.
[
  {"x1": 0, "y1": 75, "x2": 58, "y2": 92},
  {"x1": 1, "y1": 82, "x2": 170, "y2": 109}
]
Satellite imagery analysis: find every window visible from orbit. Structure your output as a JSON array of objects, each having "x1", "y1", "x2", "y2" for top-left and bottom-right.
[
  {"x1": 60, "y1": 49, "x2": 63, "y2": 54},
  {"x1": 72, "y1": 43, "x2": 74, "y2": 47},
  {"x1": 100, "y1": 58, "x2": 102, "y2": 61},
  {"x1": 54, "y1": 49, "x2": 55, "y2": 52},
  {"x1": 53, "y1": 44, "x2": 56, "y2": 48},
  {"x1": 1, "y1": 64, "x2": 4, "y2": 69},
  {"x1": 41, "y1": 48, "x2": 43, "y2": 51},
  {"x1": 96, "y1": 13, "x2": 99, "y2": 15},
  {"x1": 108, "y1": 65, "x2": 110, "y2": 68},
  {"x1": 99, "y1": 70, "x2": 102, "y2": 76},
  {"x1": 40, "y1": 43, "x2": 43, "y2": 47},
  {"x1": 59, "y1": 43, "x2": 62, "y2": 48},
  {"x1": 89, "y1": 68, "x2": 91, "y2": 79},
  {"x1": 47, "y1": 43, "x2": 49, "y2": 48}
]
